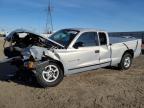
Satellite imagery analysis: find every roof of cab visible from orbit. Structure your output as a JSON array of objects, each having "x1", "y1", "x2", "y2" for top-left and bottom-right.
[{"x1": 65, "y1": 28, "x2": 106, "y2": 32}]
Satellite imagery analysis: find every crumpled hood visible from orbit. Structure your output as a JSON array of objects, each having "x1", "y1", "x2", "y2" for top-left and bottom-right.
[
  {"x1": 5, "y1": 29, "x2": 37, "y2": 41},
  {"x1": 5, "y1": 29, "x2": 64, "y2": 48}
]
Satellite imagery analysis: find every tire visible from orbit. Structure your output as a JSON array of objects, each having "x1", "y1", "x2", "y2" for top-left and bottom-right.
[
  {"x1": 35, "y1": 62, "x2": 64, "y2": 88},
  {"x1": 118, "y1": 53, "x2": 132, "y2": 70}
]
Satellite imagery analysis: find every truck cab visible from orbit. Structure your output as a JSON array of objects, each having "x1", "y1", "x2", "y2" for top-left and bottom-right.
[{"x1": 56, "y1": 29, "x2": 111, "y2": 74}]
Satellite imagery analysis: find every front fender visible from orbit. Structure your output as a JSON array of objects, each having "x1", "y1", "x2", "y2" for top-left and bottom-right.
[{"x1": 23, "y1": 46, "x2": 60, "y2": 61}]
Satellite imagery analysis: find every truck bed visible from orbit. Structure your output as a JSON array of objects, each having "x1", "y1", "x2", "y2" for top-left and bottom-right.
[{"x1": 109, "y1": 36, "x2": 137, "y2": 44}]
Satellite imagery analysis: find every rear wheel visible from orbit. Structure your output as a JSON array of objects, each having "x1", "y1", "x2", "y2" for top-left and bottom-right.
[
  {"x1": 35, "y1": 62, "x2": 64, "y2": 88},
  {"x1": 118, "y1": 53, "x2": 132, "y2": 70}
]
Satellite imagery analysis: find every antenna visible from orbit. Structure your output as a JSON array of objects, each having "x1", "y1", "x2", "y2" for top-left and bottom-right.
[{"x1": 45, "y1": 0, "x2": 54, "y2": 34}]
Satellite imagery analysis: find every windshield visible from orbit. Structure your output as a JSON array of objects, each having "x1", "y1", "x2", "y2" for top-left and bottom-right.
[{"x1": 49, "y1": 29, "x2": 79, "y2": 47}]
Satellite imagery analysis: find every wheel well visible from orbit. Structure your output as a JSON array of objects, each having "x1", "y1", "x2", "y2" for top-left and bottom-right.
[
  {"x1": 123, "y1": 49, "x2": 134, "y2": 58},
  {"x1": 42, "y1": 56, "x2": 64, "y2": 73},
  {"x1": 50, "y1": 60, "x2": 64, "y2": 74}
]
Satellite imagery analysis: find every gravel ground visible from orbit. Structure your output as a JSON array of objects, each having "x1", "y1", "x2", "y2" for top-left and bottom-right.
[
  {"x1": 0, "y1": 39, "x2": 144, "y2": 108},
  {"x1": 0, "y1": 38, "x2": 5, "y2": 58}
]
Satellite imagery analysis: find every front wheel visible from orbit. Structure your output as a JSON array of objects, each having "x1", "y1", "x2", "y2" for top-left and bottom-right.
[
  {"x1": 118, "y1": 53, "x2": 132, "y2": 70},
  {"x1": 35, "y1": 62, "x2": 64, "y2": 88}
]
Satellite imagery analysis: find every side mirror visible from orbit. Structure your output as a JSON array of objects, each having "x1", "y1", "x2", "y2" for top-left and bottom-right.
[{"x1": 73, "y1": 42, "x2": 84, "y2": 49}]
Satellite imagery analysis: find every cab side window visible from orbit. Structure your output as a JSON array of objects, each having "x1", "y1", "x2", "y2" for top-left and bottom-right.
[
  {"x1": 74, "y1": 32, "x2": 99, "y2": 47},
  {"x1": 98, "y1": 32, "x2": 107, "y2": 45}
]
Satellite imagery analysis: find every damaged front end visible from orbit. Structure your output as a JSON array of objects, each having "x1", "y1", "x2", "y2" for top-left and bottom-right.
[{"x1": 3, "y1": 29, "x2": 64, "y2": 71}]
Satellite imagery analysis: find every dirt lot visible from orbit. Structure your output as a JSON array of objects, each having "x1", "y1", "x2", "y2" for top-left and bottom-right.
[
  {"x1": 0, "y1": 38, "x2": 144, "y2": 108},
  {"x1": 0, "y1": 38, "x2": 5, "y2": 58}
]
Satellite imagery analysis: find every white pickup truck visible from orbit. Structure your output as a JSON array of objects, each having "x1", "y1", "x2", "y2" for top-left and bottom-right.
[{"x1": 4, "y1": 28, "x2": 141, "y2": 87}]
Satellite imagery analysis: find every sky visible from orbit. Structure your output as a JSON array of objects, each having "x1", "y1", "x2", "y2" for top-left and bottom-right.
[{"x1": 0, "y1": 0, "x2": 144, "y2": 33}]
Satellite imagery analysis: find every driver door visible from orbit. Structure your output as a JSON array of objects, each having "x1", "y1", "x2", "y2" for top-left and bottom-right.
[{"x1": 63, "y1": 32, "x2": 100, "y2": 74}]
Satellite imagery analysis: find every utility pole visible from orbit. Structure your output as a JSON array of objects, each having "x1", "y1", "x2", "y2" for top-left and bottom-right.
[{"x1": 45, "y1": 0, "x2": 53, "y2": 34}]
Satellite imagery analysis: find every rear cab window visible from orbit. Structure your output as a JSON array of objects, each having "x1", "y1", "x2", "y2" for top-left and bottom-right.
[{"x1": 98, "y1": 32, "x2": 107, "y2": 45}]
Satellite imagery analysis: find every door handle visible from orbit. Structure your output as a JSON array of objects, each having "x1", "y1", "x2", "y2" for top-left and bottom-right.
[{"x1": 95, "y1": 50, "x2": 99, "y2": 53}]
